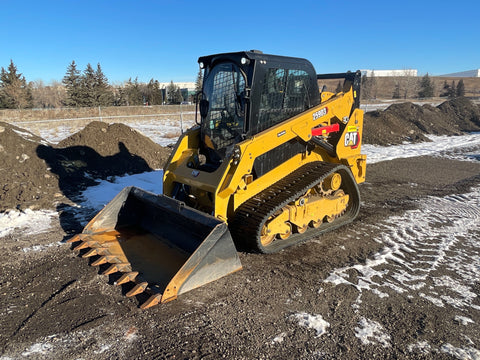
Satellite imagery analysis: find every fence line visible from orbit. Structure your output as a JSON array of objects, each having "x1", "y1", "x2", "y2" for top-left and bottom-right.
[
  {"x1": 10, "y1": 111, "x2": 197, "y2": 125},
  {"x1": 0, "y1": 104, "x2": 196, "y2": 124}
]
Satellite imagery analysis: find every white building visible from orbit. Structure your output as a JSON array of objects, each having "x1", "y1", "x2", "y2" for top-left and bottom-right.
[
  {"x1": 439, "y1": 69, "x2": 480, "y2": 77},
  {"x1": 158, "y1": 82, "x2": 196, "y2": 90},
  {"x1": 361, "y1": 69, "x2": 418, "y2": 77},
  {"x1": 158, "y1": 82, "x2": 197, "y2": 103}
]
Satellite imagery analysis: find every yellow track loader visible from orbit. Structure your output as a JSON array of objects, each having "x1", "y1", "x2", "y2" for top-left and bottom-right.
[{"x1": 68, "y1": 51, "x2": 366, "y2": 308}]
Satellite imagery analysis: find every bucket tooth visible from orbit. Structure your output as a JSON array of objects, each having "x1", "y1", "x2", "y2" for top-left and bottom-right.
[
  {"x1": 73, "y1": 241, "x2": 91, "y2": 251},
  {"x1": 91, "y1": 255, "x2": 108, "y2": 266},
  {"x1": 114, "y1": 271, "x2": 139, "y2": 286},
  {"x1": 91, "y1": 255, "x2": 119, "y2": 266},
  {"x1": 140, "y1": 294, "x2": 163, "y2": 309},
  {"x1": 82, "y1": 247, "x2": 111, "y2": 258},
  {"x1": 74, "y1": 239, "x2": 104, "y2": 249},
  {"x1": 82, "y1": 248, "x2": 102, "y2": 258},
  {"x1": 101, "y1": 263, "x2": 131, "y2": 275},
  {"x1": 126, "y1": 282, "x2": 148, "y2": 297},
  {"x1": 66, "y1": 234, "x2": 82, "y2": 243}
]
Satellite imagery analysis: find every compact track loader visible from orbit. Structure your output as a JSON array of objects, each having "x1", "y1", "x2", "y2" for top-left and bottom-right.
[{"x1": 68, "y1": 51, "x2": 366, "y2": 308}]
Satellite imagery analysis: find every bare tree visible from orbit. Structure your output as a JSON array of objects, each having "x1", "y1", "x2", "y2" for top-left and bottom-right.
[
  {"x1": 390, "y1": 69, "x2": 418, "y2": 99},
  {"x1": 361, "y1": 71, "x2": 377, "y2": 100},
  {"x1": 31, "y1": 80, "x2": 65, "y2": 108}
]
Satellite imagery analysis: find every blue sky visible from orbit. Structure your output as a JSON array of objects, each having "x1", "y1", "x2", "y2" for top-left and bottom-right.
[{"x1": 1, "y1": 0, "x2": 478, "y2": 84}]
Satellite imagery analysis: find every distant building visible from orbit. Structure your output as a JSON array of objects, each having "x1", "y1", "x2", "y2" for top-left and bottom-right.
[
  {"x1": 439, "y1": 69, "x2": 480, "y2": 77},
  {"x1": 158, "y1": 82, "x2": 196, "y2": 90},
  {"x1": 158, "y1": 82, "x2": 196, "y2": 103},
  {"x1": 361, "y1": 69, "x2": 418, "y2": 77}
]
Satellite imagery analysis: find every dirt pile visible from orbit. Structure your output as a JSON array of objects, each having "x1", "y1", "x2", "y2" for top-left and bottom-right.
[
  {"x1": 0, "y1": 121, "x2": 170, "y2": 212},
  {"x1": 0, "y1": 122, "x2": 60, "y2": 211},
  {"x1": 57, "y1": 121, "x2": 169, "y2": 169},
  {"x1": 437, "y1": 97, "x2": 480, "y2": 132},
  {"x1": 363, "y1": 97, "x2": 480, "y2": 145}
]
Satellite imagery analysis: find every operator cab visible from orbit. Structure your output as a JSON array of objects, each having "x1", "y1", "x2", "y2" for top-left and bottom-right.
[{"x1": 197, "y1": 51, "x2": 320, "y2": 169}]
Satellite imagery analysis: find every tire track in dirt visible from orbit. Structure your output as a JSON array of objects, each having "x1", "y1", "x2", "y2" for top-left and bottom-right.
[
  {"x1": 326, "y1": 188, "x2": 480, "y2": 310},
  {"x1": 13, "y1": 280, "x2": 78, "y2": 337},
  {"x1": 323, "y1": 187, "x2": 480, "y2": 356}
]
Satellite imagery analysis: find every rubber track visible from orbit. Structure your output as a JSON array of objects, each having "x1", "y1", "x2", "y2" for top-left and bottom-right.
[{"x1": 229, "y1": 161, "x2": 360, "y2": 253}]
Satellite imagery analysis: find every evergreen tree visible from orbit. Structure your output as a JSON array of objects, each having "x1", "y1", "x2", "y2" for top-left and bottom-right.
[
  {"x1": 0, "y1": 60, "x2": 33, "y2": 109},
  {"x1": 456, "y1": 79, "x2": 465, "y2": 97},
  {"x1": 449, "y1": 81, "x2": 457, "y2": 99},
  {"x1": 144, "y1": 79, "x2": 163, "y2": 105},
  {"x1": 94, "y1": 63, "x2": 113, "y2": 106},
  {"x1": 167, "y1": 81, "x2": 183, "y2": 104},
  {"x1": 418, "y1": 73, "x2": 434, "y2": 98},
  {"x1": 174, "y1": 87, "x2": 184, "y2": 104},
  {"x1": 62, "y1": 60, "x2": 82, "y2": 106},
  {"x1": 80, "y1": 63, "x2": 96, "y2": 107},
  {"x1": 440, "y1": 80, "x2": 450, "y2": 97},
  {"x1": 124, "y1": 77, "x2": 143, "y2": 105},
  {"x1": 441, "y1": 80, "x2": 456, "y2": 98}
]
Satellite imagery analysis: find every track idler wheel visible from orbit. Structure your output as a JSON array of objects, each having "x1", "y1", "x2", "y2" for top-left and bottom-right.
[
  {"x1": 278, "y1": 223, "x2": 292, "y2": 240},
  {"x1": 295, "y1": 223, "x2": 309, "y2": 234}
]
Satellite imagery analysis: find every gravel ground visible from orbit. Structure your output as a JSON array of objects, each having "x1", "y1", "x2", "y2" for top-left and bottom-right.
[{"x1": 1, "y1": 154, "x2": 479, "y2": 359}]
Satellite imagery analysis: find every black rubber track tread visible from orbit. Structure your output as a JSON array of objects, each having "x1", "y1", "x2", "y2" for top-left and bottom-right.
[{"x1": 229, "y1": 161, "x2": 360, "y2": 254}]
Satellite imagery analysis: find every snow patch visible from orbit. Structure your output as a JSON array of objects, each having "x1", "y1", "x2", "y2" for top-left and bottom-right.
[
  {"x1": 21, "y1": 342, "x2": 53, "y2": 356},
  {"x1": 292, "y1": 312, "x2": 330, "y2": 337},
  {"x1": 408, "y1": 341, "x2": 432, "y2": 354},
  {"x1": 94, "y1": 344, "x2": 112, "y2": 354},
  {"x1": 440, "y1": 343, "x2": 480, "y2": 360},
  {"x1": 355, "y1": 317, "x2": 391, "y2": 348},
  {"x1": 79, "y1": 170, "x2": 163, "y2": 211},
  {"x1": 455, "y1": 316, "x2": 474, "y2": 326},
  {"x1": 0, "y1": 209, "x2": 57, "y2": 238},
  {"x1": 22, "y1": 242, "x2": 62, "y2": 253},
  {"x1": 363, "y1": 133, "x2": 480, "y2": 164},
  {"x1": 271, "y1": 332, "x2": 287, "y2": 344},
  {"x1": 419, "y1": 293, "x2": 444, "y2": 307}
]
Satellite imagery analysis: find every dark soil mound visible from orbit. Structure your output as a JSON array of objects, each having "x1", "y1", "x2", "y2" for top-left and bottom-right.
[
  {"x1": 363, "y1": 98, "x2": 480, "y2": 146},
  {"x1": 1, "y1": 121, "x2": 171, "y2": 212},
  {"x1": 57, "y1": 121, "x2": 170, "y2": 170},
  {"x1": 436, "y1": 97, "x2": 480, "y2": 132},
  {"x1": 0, "y1": 122, "x2": 61, "y2": 211}
]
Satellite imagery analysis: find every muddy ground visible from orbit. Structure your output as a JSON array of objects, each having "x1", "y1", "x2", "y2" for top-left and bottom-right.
[{"x1": 1, "y1": 99, "x2": 480, "y2": 359}]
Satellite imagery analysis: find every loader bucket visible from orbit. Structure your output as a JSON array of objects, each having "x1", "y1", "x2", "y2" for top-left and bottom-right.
[{"x1": 68, "y1": 186, "x2": 242, "y2": 309}]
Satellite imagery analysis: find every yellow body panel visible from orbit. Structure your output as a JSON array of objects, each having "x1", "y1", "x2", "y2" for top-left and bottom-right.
[{"x1": 163, "y1": 87, "x2": 366, "y2": 222}]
